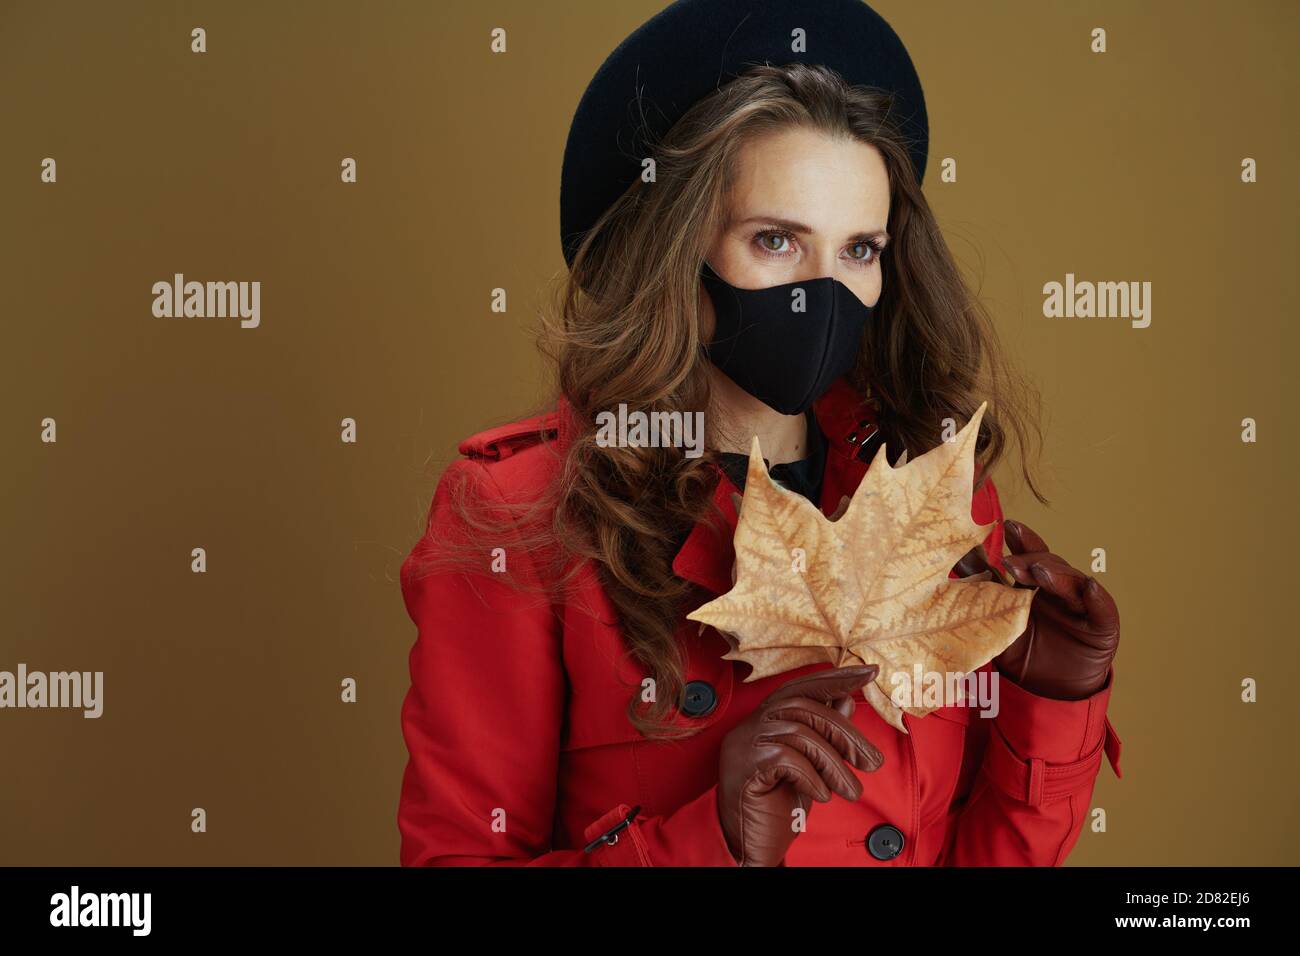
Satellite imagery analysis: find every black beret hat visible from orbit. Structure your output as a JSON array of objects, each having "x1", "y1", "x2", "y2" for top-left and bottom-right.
[{"x1": 559, "y1": 0, "x2": 928, "y2": 266}]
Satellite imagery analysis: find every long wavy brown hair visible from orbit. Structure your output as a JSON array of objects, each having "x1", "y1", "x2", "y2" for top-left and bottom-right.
[{"x1": 410, "y1": 62, "x2": 1045, "y2": 741}]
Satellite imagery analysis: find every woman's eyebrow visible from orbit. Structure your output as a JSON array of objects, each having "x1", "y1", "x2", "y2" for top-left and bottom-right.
[{"x1": 735, "y1": 214, "x2": 889, "y2": 244}]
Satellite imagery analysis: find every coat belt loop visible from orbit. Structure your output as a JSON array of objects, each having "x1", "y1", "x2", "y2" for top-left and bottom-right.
[{"x1": 1026, "y1": 758, "x2": 1045, "y2": 807}]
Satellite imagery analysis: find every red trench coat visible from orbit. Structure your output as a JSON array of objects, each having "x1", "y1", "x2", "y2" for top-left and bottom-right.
[{"x1": 398, "y1": 378, "x2": 1123, "y2": 866}]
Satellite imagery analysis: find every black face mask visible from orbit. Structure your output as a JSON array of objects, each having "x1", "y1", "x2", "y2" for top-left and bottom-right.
[
  {"x1": 702, "y1": 261, "x2": 873, "y2": 416},
  {"x1": 699, "y1": 260, "x2": 874, "y2": 416}
]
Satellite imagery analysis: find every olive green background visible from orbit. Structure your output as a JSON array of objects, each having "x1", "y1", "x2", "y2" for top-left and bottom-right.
[{"x1": 1, "y1": 0, "x2": 1295, "y2": 865}]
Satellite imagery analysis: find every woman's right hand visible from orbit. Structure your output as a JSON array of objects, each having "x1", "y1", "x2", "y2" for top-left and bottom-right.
[{"x1": 716, "y1": 664, "x2": 884, "y2": 866}]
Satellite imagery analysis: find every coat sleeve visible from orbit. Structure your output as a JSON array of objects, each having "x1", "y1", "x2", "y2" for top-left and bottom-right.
[
  {"x1": 397, "y1": 457, "x2": 739, "y2": 867},
  {"x1": 935, "y1": 476, "x2": 1124, "y2": 866}
]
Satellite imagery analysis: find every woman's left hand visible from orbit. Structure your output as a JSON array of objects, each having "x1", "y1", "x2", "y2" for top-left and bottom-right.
[{"x1": 954, "y1": 519, "x2": 1120, "y2": 700}]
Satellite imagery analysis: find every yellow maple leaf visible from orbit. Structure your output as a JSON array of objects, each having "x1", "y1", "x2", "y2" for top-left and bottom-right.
[{"x1": 686, "y1": 401, "x2": 1035, "y2": 733}]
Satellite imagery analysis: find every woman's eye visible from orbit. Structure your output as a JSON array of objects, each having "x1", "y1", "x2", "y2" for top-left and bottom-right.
[
  {"x1": 750, "y1": 230, "x2": 882, "y2": 265},
  {"x1": 756, "y1": 231, "x2": 792, "y2": 254},
  {"x1": 846, "y1": 241, "x2": 876, "y2": 263}
]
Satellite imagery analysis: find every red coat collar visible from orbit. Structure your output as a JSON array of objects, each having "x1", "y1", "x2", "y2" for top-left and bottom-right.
[{"x1": 549, "y1": 377, "x2": 882, "y2": 595}]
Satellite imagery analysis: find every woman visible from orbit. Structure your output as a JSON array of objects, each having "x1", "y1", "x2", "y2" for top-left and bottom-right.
[{"x1": 398, "y1": 0, "x2": 1121, "y2": 867}]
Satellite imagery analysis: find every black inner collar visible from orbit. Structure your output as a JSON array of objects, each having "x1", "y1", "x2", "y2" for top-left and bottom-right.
[{"x1": 714, "y1": 409, "x2": 828, "y2": 506}]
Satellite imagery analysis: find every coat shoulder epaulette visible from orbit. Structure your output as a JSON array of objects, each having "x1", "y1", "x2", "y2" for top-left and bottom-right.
[{"x1": 457, "y1": 411, "x2": 561, "y2": 461}]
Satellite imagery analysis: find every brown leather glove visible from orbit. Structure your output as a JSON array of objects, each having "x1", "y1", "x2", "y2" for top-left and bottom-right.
[
  {"x1": 716, "y1": 664, "x2": 884, "y2": 866},
  {"x1": 954, "y1": 519, "x2": 1120, "y2": 700}
]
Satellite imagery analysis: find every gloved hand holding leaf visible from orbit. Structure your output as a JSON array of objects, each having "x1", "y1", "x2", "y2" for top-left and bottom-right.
[{"x1": 687, "y1": 401, "x2": 1035, "y2": 733}]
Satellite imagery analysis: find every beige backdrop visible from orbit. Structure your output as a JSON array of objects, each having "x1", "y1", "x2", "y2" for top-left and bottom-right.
[{"x1": 1, "y1": 0, "x2": 1296, "y2": 865}]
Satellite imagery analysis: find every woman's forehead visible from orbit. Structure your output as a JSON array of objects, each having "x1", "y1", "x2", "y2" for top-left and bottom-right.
[{"x1": 728, "y1": 127, "x2": 890, "y2": 233}]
